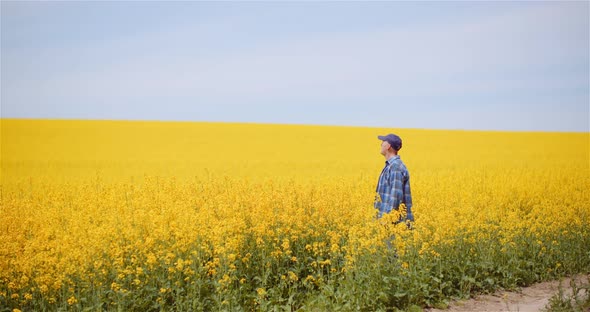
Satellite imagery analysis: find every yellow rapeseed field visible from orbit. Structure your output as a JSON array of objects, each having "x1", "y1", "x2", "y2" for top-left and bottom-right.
[{"x1": 1, "y1": 119, "x2": 589, "y2": 311}]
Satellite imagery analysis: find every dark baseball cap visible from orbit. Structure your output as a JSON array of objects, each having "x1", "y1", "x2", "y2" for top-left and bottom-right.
[{"x1": 378, "y1": 133, "x2": 402, "y2": 151}]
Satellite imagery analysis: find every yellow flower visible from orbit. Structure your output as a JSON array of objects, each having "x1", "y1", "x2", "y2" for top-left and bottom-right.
[
  {"x1": 288, "y1": 271, "x2": 299, "y2": 282},
  {"x1": 256, "y1": 288, "x2": 267, "y2": 297},
  {"x1": 67, "y1": 295, "x2": 78, "y2": 305},
  {"x1": 39, "y1": 284, "x2": 49, "y2": 294},
  {"x1": 111, "y1": 282, "x2": 121, "y2": 292},
  {"x1": 175, "y1": 259, "x2": 184, "y2": 271}
]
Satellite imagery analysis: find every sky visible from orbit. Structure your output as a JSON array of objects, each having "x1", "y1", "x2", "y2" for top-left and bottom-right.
[{"x1": 1, "y1": 1, "x2": 589, "y2": 132}]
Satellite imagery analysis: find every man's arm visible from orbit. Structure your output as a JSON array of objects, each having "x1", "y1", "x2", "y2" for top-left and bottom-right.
[
  {"x1": 386, "y1": 169, "x2": 415, "y2": 223},
  {"x1": 385, "y1": 170, "x2": 403, "y2": 216},
  {"x1": 403, "y1": 175, "x2": 414, "y2": 222}
]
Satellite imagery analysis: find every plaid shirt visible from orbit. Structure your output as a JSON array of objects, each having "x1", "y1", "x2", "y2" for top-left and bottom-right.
[{"x1": 374, "y1": 155, "x2": 414, "y2": 221}]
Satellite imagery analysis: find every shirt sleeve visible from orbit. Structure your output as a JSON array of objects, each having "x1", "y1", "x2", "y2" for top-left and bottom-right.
[
  {"x1": 386, "y1": 169, "x2": 414, "y2": 222},
  {"x1": 404, "y1": 174, "x2": 414, "y2": 222},
  {"x1": 384, "y1": 170, "x2": 403, "y2": 214}
]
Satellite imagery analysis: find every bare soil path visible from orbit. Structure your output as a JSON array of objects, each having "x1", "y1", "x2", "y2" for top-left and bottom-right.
[{"x1": 427, "y1": 275, "x2": 589, "y2": 312}]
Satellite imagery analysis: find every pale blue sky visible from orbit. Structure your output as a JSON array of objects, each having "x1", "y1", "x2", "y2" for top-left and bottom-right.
[{"x1": 2, "y1": 1, "x2": 589, "y2": 132}]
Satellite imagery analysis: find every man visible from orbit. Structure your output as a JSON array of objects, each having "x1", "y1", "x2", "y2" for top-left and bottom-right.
[{"x1": 374, "y1": 133, "x2": 414, "y2": 225}]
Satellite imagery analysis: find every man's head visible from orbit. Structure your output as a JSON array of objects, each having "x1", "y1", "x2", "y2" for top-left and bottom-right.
[{"x1": 378, "y1": 133, "x2": 402, "y2": 155}]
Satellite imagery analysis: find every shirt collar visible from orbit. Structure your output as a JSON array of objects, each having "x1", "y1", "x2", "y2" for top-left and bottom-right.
[{"x1": 386, "y1": 155, "x2": 400, "y2": 165}]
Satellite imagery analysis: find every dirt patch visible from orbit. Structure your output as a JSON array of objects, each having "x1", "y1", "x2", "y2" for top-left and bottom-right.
[{"x1": 427, "y1": 275, "x2": 589, "y2": 312}]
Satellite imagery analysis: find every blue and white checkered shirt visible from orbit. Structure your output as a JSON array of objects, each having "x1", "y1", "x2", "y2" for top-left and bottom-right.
[{"x1": 374, "y1": 155, "x2": 414, "y2": 221}]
